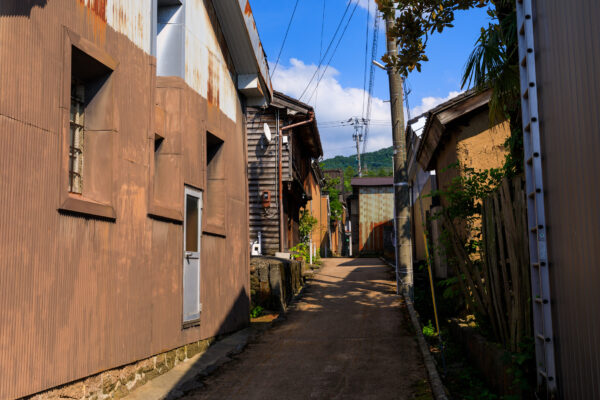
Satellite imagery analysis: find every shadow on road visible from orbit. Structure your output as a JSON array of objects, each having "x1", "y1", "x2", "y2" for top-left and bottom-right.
[{"x1": 171, "y1": 258, "x2": 428, "y2": 400}]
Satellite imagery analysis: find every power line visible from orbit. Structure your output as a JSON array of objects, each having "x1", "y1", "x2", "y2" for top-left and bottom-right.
[
  {"x1": 305, "y1": 0, "x2": 360, "y2": 103},
  {"x1": 361, "y1": 0, "x2": 371, "y2": 120},
  {"x1": 298, "y1": 0, "x2": 354, "y2": 100},
  {"x1": 314, "y1": 0, "x2": 326, "y2": 107},
  {"x1": 270, "y1": 0, "x2": 301, "y2": 79},
  {"x1": 362, "y1": 10, "x2": 381, "y2": 155}
]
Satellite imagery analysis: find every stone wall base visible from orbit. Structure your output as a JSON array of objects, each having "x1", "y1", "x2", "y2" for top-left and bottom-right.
[
  {"x1": 250, "y1": 256, "x2": 304, "y2": 311},
  {"x1": 22, "y1": 338, "x2": 215, "y2": 400}
]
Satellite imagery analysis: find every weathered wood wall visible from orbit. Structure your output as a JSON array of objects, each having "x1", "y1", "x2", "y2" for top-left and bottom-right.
[
  {"x1": 481, "y1": 176, "x2": 532, "y2": 352},
  {"x1": 246, "y1": 108, "x2": 283, "y2": 255}
]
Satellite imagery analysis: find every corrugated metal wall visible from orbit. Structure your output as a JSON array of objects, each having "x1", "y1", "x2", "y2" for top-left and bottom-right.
[
  {"x1": 533, "y1": 0, "x2": 600, "y2": 398},
  {"x1": 0, "y1": 2, "x2": 250, "y2": 398},
  {"x1": 358, "y1": 187, "x2": 394, "y2": 254}
]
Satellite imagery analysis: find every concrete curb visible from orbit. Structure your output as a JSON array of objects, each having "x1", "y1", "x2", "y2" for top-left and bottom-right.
[
  {"x1": 380, "y1": 258, "x2": 449, "y2": 400},
  {"x1": 404, "y1": 293, "x2": 449, "y2": 400}
]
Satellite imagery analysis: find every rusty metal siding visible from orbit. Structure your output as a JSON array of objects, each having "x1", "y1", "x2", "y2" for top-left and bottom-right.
[
  {"x1": 185, "y1": 0, "x2": 239, "y2": 122},
  {"x1": 532, "y1": 0, "x2": 600, "y2": 398},
  {"x1": 358, "y1": 187, "x2": 394, "y2": 253},
  {"x1": 0, "y1": 2, "x2": 250, "y2": 398}
]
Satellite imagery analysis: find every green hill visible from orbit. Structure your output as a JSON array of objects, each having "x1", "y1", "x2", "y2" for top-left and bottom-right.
[{"x1": 321, "y1": 146, "x2": 393, "y2": 176}]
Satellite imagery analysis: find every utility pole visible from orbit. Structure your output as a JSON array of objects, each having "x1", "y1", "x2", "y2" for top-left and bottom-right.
[
  {"x1": 351, "y1": 117, "x2": 363, "y2": 176},
  {"x1": 384, "y1": 12, "x2": 413, "y2": 297}
]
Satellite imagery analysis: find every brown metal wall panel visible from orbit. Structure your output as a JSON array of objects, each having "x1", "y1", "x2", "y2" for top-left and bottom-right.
[
  {"x1": 0, "y1": 2, "x2": 250, "y2": 398},
  {"x1": 533, "y1": 0, "x2": 600, "y2": 398},
  {"x1": 358, "y1": 187, "x2": 394, "y2": 253}
]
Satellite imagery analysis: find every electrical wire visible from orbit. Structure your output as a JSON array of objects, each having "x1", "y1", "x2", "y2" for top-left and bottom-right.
[
  {"x1": 305, "y1": 0, "x2": 360, "y2": 103},
  {"x1": 361, "y1": 0, "x2": 371, "y2": 120},
  {"x1": 314, "y1": 0, "x2": 326, "y2": 108},
  {"x1": 270, "y1": 0, "x2": 301, "y2": 79},
  {"x1": 298, "y1": 0, "x2": 355, "y2": 100}
]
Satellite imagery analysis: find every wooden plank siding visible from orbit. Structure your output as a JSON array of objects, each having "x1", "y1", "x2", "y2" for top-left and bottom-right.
[
  {"x1": 246, "y1": 92, "x2": 322, "y2": 256},
  {"x1": 247, "y1": 108, "x2": 282, "y2": 255}
]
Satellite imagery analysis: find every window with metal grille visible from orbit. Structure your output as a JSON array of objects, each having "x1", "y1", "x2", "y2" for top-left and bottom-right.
[
  {"x1": 58, "y1": 30, "x2": 117, "y2": 220},
  {"x1": 69, "y1": 79, "x2": 85, "y2": 194}
]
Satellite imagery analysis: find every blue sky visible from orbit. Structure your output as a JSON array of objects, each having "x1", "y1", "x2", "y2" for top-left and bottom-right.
[{"x1": 249, "y1": 0, "x2": 491, "y2": 159}]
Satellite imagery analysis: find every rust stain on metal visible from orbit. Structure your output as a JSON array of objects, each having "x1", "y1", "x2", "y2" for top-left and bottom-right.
[
  {"x1": 244, "y1": 1, "x2": 253, "y2": 16},
  {"x1": 207, "y1": 57, "x2": 220, "y2": 107},
  {"x1": 0, "y1": 1, "x2": 248, "y2": 397},
  {"x1": 76, "y1": 0, "x2": 107, "y2": 44},
  {"x1": 78, "y1": 0, "x2": 107, "y2": 22}
]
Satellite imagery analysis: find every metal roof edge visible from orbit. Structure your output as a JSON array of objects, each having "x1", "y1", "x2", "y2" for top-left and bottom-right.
[{"x1": 212, "y1": 0, "x2": 273, "y2": 104}]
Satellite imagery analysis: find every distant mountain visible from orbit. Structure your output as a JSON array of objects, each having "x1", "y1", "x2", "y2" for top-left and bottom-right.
[{"x1": 321, "y1": 146, "x2": 393, "y2": 175}]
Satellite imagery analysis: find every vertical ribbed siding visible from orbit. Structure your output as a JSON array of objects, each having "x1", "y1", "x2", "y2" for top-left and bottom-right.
[
  {"x1": 358, "y1": 187, "x2": 394, "y2": 253},
  {"x1": 533, "y1": 0, "x2": 600, "y2": 398},
  {"x1": 1, "y1": 1, "x2": 251, "y2": 398}
]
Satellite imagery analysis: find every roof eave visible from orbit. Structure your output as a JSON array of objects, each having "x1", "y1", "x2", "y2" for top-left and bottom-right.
[
  {"x1": 415, "y1": 90, "x2": 493, "y2": 171},
  {"x1": 212, "y1": 0, "x2": 273, "y2": 105}
]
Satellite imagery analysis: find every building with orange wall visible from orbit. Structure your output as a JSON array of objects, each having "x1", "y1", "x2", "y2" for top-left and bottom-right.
[{"x1": 410, "y1": 89, "x2": 510, "y2": 278}]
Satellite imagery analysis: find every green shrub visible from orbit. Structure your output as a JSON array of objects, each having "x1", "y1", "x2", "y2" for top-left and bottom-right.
[{"x1": 250, "y1": 305, "x2": 264, "y2": 319}]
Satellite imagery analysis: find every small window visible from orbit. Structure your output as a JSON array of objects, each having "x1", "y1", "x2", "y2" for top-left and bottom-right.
[
  {"x1": 185, "y1": 194, "x2": 200, "y2": 252},
  {"x1": 59, "y1": 31, "x2": 117, "y2": 220},
  {"x1": 154, "y1": 0, "x2": 185, "y2": 77},
  {"x1": 68, "y1": 46, "x2": 113, "y2": 193},
  {"x1": 204, "y1": 132, "x2": 226, "y2": 234}
]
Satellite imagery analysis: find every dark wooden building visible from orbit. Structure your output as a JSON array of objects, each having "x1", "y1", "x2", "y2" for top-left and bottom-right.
[{"x1": 246, "y1": 91, "x2": 323, "y2": 255}]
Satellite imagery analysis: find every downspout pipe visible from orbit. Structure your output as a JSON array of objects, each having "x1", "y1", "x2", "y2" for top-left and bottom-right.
[{"x1": 278, "y1": 113, "x2": 315, "y2": 252}]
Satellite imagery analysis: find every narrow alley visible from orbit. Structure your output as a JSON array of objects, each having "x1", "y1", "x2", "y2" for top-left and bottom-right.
[{"x1": 183, "y1": 258, "x2": 429, "y2": 400}]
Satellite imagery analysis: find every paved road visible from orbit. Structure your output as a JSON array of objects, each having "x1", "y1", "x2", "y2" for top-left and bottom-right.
[{"x1": 184, "y1": 258, "x2": 429, "y2": 400}]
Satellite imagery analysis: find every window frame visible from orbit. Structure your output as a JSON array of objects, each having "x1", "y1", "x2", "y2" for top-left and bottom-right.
[
  {"x1": 58, "y1": 28, "x2": 118, "y2": 220},
  {"x1": 182, "y1": 185, "x2": 202, "y2": 326},
  {"x1": 203, "y1": 130, "x2": 227, "y2": 237}
]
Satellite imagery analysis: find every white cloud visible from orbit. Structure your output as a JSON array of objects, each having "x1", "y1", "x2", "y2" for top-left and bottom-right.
[
  {"x1": 410, "y1": 91, "x2": 463, "y2": 117},
  {"x1": 271, "y1": 58, "x2": 463, "y2": 160},
  {"x1": 356, "y1": 0, "x2": 371, "y2": 11},
  {"x1": 272, "y1": 58, "x2": 392, "y2": 159}
]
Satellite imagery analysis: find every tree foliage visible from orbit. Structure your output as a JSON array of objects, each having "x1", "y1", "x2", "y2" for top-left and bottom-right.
[
  {"x1": 378, "y1": 0, "x2": 522, "y2": 173},
  {"x1": 376, "y1": 0, "x2": 488, "y2": 75},
  {"x1": 343, "y1": 166, "x2": 355, "y2": 192},
  {"x1": 320, "y1": 146, "x2": 394, "y2": 174},
  {"x1": 323, "y1": 177, "x2": 344, "y2": 222},
  {"x1": 298, "y1": 209, "x2": 318, "y2": 244}
]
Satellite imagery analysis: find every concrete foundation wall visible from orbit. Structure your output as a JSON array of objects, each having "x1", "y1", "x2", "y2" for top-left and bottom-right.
[{"x1": 250, "y1": 257, "x2": 304, "y2": 312}]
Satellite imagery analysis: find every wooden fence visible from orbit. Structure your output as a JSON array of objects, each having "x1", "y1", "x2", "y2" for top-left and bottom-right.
[
  {"x1": 481, "y1": 176, "x2": 532, "y2": 352},
  {"x1": 443, "y1": 175, "x2": 531, "y2": 352}
]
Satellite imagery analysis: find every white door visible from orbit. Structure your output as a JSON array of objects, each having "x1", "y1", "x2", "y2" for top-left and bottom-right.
[{"x1": 183, "y1": 187, "x2": 202, "y2": 324}]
